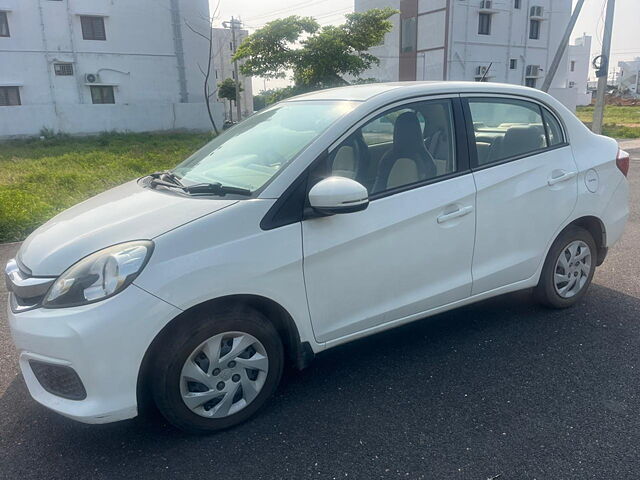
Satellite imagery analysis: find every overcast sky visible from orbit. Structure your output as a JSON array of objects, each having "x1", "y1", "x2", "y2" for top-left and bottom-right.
[{"x1": 209, "y1": 0, "x2": 640, "y2": 92}]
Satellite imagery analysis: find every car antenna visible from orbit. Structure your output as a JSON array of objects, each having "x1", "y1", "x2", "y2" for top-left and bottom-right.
[{"x1": 480, "y1": 62, "x2": 492, "y2": 82}]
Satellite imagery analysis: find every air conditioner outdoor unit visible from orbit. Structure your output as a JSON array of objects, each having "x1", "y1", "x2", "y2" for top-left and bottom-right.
[
  {"x1": 530, "y1": 6, "x2": 543, "y2": 17},
  {"x1": 526, "y1": 65, "x2": 541, "y2": 77},
  {"x1": 85, "y1": 73, "x2": 100, "y2": 83},
  {"x1": 475, "y1": 66, "x2": 489, "y2": 76},
  {"x1": 480, "y1": 0, "x2": 493, "y2": 9}
]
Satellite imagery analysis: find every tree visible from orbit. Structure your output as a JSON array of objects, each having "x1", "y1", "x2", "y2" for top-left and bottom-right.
[
  {"x1": 233, "y1": 8, "x2": 397, "y2": 91},
  {"x1": 218, "y1": 78, "x2": 243, "y2": 121},
  {"x1": 184, "y1": 1, "x2": 222, "y2": 135}
]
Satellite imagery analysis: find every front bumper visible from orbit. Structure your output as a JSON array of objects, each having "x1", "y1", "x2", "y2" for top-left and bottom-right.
[{"x1": 8, "y1": 284, "x2": 181, "y2": 424}]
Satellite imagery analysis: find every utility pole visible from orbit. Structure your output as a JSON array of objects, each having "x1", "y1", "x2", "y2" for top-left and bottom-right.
[
  {"x1": 223, "y1": 17, "x2": 243, "y2": 122},
  {"x1": 592, "y1": 0, "x2": 616, "y2": 135},
  {"x1": 541, "y1": 0, "x2": 585, "y2": 92}
]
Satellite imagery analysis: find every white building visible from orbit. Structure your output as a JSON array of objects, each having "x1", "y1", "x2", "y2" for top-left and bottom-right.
[
  {"x1": 567, "y1": 35, "x2": 592, "y2": 106},
  {"x1": 355, "y1": 0, "x2": 591, "y2": 110},
  {"x1": 0, "y1": 0, "x2": 224, "y2": 138},
  {"x1": 617, "y1": 57, "x2": 640, "y2": 97},
  {"x1": 212, "y1": 26, "x2": 254, "y2": 122}
]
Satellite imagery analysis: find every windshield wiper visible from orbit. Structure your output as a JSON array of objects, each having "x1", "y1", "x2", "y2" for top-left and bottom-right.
[
  {"x1": 184, "y1": 182, "x2": 251, "y2": 196},
  {"x1": 149, "y1": 170, "x2": 185, "y2": 188},
  {"x1": 148, "y1": 171, "x2": 250, "y2": 197}
]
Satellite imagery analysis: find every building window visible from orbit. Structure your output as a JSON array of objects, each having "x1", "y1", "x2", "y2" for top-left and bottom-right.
[
  {"x1": 569, "y1": 81, "x2": 576, "y2": 88},
  {"x1": 81, "y1": 16, "x2": 106, "y2": 40},
  {"x1": 478, "y1": 13, "x2": 491, "y2": 35},
  {"x1": 529, "y1": 19, "x2": 540, "y2": 39},
  {"x1": 54, "y1": 63, "x2": 74, "y2": 76},
  {"x1": 525, "y1": 78, "x2": 537, "y2": 88},
  {"x1": 229, "y1": 42, "x2": 233, "y2": 51},
  {"x1": 400, "y1": 16, "x2": 417, "y2": 53},
  {"x1": 510, "y1": 59, "x2": 518, "y2": 70},
  {"x1": 90, "y1": 85, "x2": 115, "y2": 104},
  {"x1": 514, "y1": 0, "x2": 521, "y2": 8},
  {"x1": 570, "y1": 60, "x2": 576, "y2": 72},
  {"x1": 0, "y1": 86, "x2": 21, "y2": 106},
  {"x1": 0, "y1": 11, "x2": 9, "y2": 37}
]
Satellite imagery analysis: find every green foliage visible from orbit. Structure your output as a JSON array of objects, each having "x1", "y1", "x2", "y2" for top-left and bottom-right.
[
  {"x1": 217, "y1": 78, "x2": 243, "y2": 103},
  {"x1": 576, "y1": 105, "x2": 640, "y2": 139},
  {"x1": 0, "y1": 132, "x2": 213, "y2": 243},
  {"x1": 234, "y1": 8, "x2": 397, "y2": 89}
]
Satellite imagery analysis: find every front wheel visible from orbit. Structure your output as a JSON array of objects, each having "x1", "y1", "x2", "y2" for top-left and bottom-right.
[
  {"x1": 535, "y1": 225, "x2": 597, "y2": 309},
  {"x1": 150, "y1": 307, "x2": 284, "y2": 434}
]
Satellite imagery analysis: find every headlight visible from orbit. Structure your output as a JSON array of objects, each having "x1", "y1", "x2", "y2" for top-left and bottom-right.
[{"x1": 43, "y1": 241, "x2": 154, "y2": 308}]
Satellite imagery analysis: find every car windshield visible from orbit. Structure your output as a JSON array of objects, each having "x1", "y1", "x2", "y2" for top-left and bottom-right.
[{"x1": 172, "y1": 100, "x2": 358, "y2": 193}]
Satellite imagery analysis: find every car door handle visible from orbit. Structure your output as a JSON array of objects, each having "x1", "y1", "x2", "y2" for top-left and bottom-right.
[
  {"x1": 547, "y1": 170, "x2": 577, "y2": 186},
  {"x1": 437, "y1": 205, "x2": 474, "y2": 224}
]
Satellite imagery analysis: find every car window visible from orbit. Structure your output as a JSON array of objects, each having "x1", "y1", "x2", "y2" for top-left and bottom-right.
[
  {"x1": 542, "y1": 108, "x2": 565, "y2": 146},
  {"x1": 468, "y1": 98, "x2": 548, "y2": 166},
  {"x1": 326, "y1": 99, "x2": 456, "y2": 196},
  {"x1": 173, "y1": 101, "x2": 358, "y2": 192}
]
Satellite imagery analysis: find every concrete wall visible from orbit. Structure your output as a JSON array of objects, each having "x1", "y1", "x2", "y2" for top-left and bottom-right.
[
  {"x1": 448, "y1": 0, "x2": 571, "y2": 89},
  {"x1": 0, "y1": 0, "x2": 224, "y2": 138},
  {"x1": 0, "y1": 103, "x2": 214, "y2": 137}
]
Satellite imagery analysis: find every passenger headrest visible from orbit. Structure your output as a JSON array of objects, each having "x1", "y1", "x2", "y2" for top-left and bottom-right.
[{"x1": 502, "y1": 126, "x2": 542, "y2": 158}]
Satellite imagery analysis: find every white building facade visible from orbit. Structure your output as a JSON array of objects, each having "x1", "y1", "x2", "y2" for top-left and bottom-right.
[
  {"x1": 0, "y1": 0, "x2": 224, "y2": 138},
  {"x1": 212, "y1": 27, "x2": 254, "y2": 122},
  {"x1": 567, "y1": 35, "x2": 593, "y2": 106},
  {"x1": 617, "y1": 58, "x2": 640, "y2": 98},
  {"x1": 355, "y1": 0, "x2": 591, "y2": 110}
]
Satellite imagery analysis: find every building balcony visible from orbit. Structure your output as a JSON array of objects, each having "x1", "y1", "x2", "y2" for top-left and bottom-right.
[{"x1": 479, "y1": 0, "x2": 498, "y2": 14}]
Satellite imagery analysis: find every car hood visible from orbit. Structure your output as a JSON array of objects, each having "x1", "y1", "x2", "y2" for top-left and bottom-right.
[{"x1": 18, "y1": 180, "x2": 237, "y2": 276}]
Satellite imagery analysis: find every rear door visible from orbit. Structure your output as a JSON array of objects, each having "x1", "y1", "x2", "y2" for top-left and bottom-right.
[
  {"x1": 463, "y1": 95, "x2": 578, "y2": 294},
  {"x1": 302, "y1": 97, "x2": 477, "y2": 343}
]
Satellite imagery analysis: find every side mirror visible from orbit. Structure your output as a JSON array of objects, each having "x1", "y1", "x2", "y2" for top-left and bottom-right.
[{"x1": 308, "y1": 177, "x2": 369, "y2": 215}]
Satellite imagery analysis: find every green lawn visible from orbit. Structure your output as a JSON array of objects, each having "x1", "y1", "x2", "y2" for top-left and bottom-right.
[
  {"x1": 0, "y1": 132, "x2": 212, "y2": 243},
  {"x1": 1, "y1": 107, "x2": 640, "y2": 244},
  {"x1": 575, "y1": 105, "x2": 640, "y2": 138}
]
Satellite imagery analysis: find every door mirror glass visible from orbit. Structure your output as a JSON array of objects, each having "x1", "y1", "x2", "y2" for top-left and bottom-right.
[{"x1": 308, "y1": 177, "x2": 369, "y2": 215}]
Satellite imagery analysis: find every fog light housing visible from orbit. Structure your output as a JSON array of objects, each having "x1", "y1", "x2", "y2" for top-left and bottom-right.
[{"x1": 29, "y1": 360, "x2": 87, "y2": 401}]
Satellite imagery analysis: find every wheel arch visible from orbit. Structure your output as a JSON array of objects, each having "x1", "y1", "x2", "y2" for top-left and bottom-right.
[
  {"x1": 567, "y1": 215, "x2": 607, "y2": 266},
  {"x1": 136, "y1": 294, "x2": 314, "y2": 414}
]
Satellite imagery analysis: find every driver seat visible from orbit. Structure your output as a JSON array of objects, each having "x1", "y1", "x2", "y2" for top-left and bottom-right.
[{"x1": 373, "y1": 112, "x2": 437, "y2": 193}]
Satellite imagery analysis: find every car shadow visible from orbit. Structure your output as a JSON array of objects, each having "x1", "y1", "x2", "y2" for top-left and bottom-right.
[{"x1": 2, "y1": 283, "x2": 640, "y2": 479}]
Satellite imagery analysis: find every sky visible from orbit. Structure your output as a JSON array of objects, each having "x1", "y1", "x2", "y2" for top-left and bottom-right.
[{"x1": 209, "y1": 0, "x2": 640, "y2": 93}]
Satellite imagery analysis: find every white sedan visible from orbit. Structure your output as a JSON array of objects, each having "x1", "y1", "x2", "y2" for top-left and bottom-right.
[{"x1": 6, "y1": 82, "x2": 630, "y2": 433}]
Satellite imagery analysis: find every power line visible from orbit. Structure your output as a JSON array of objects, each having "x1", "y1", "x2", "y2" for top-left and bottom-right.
[{"x1": 245, "y1": 0, "x2": 336, "y2": 22}]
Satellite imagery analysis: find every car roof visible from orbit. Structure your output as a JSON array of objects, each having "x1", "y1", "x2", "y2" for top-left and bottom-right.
[{"x1": 286, "y1": 81, "x2": 553, "y2": 103}]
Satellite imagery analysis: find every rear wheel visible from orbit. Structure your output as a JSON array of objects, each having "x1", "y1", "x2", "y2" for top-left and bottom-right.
[
  {"x1": 535, "y1": 226, "x2": 597, "y2": 309},
  {"x1": 151, "y1": 307, "x2": 283, "y2": 434}
]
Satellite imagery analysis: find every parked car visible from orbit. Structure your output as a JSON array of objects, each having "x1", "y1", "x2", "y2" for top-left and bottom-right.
[{"x1": 6, "y1": 82, "x2": 630, "y2": 433}]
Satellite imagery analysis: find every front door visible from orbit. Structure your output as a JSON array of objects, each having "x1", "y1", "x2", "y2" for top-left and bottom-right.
[{"x1": 302, "y1": 98, "x2": 476, "y2": 343}]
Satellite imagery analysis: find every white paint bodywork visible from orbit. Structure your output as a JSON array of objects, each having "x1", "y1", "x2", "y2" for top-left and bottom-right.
[{"x1": 7, "y1": 82, "x2": 629, "y2": 424}]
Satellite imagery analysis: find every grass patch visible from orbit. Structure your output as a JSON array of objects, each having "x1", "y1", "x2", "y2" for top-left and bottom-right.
[
  {"x1": 576, "y1": 105, "x2": 640, "y2": 138},
  {"x1": 0, "y1": 132, "x2": 213, "y2": 243}
]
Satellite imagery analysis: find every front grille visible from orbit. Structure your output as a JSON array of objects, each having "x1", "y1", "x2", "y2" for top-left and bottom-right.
[
  {"x1": 4, "y1": 258, "x2": 56, "y2": 312},
  {"x1": 29, "y1": 360, "x2": 87, "y2": 401}
]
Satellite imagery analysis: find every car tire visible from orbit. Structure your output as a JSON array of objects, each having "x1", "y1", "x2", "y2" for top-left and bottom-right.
[
  {"x1": 535, "y1": 225, "x2": 597, "y2": 309},
  {"x1": 150, "y1": 305, "x2": 284, "y2": 434}
]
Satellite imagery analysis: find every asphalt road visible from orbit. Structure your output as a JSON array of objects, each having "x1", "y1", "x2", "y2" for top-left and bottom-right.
[{"x1": 1, "y1": 148, "x2": 639, "y2": 480}]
